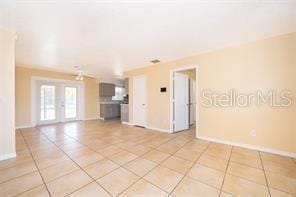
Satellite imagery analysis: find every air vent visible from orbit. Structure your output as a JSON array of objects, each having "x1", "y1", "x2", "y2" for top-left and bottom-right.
[{"x1": 150, "y1": 59, "x2": 160, "y2": 64}]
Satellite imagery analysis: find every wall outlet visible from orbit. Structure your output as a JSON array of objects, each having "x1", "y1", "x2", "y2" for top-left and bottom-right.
[{"x1": 250, "y1": 129, "x2": 256, "y2": 137}]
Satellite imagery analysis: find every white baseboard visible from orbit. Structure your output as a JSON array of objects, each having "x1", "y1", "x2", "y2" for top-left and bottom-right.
[
  {"x1": 146, "y1": 126, "x2": 171, "y2": 133},
  {"x1": 122, "y1": 121, "x2": 132, "y2": 125},
  {"x1": 84, "y1": 116, "x2": 100, "y2": 121},
  {"x1": 99, "y1": 117, "x2": 105, "y2": 120},
  {"x1": 198, "y1": 136, "x2": 296, "y2": 158},
  {"x1": 0, "y1": 152, "x2": 16, "y2": 161},
  {"x1": 15, "y1": 125, "x2": 35, "y2": 129}
]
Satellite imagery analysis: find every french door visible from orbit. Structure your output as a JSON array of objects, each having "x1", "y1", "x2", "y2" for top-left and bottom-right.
[
  {"x1": 37, "y1": 82, "x2": 59, "y2": 125},
  {"x1": 60, "y1": 84, "x2": 78, "y2": 122},
  {"x1": 37, "y1": 81, "x2": 81, "y2": 125}
]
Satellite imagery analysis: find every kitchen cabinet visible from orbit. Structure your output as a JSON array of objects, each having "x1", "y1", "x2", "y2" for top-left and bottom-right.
[
  {"x1": 99, "y1": 83, "x2": 115, "y2": 96},
  {"x1": 121, "y1": 104, "x2": 129, "y2": 122},
  {"x1": 100, "y1": 104, "x2": 120, "y2": 119}
]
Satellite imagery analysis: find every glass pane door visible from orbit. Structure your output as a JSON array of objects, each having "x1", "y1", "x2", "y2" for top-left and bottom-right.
[
  {"x1": 40, "y1": 85, "x2": 56, "y2": 121},
  {"x1": 38, "y1": 84, "x2": 58, "y2": 125},
  {"x1": 64, "y1": 86, "x2": 77, "y2": 119},
  {"x1": 36, "y1": 81, "x2": 80, "y2": 124}
]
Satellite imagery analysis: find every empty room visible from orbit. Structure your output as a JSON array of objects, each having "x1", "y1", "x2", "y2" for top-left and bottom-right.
[{"x1": 0, "y1": 1, "x2": 295, "y2": 196}]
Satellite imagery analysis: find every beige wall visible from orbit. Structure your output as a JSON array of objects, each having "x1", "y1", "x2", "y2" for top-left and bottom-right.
[
  {"x1": 125, "y1": 32, "x2": 296, "y2": 154},
  {"x1": 16, "y1": 66, "x2": 99, "y2": 127},
  {"x1": 0, "y1": 28, "x2": 16, "y2": 158},
  {"x1": 178, "y1": 69, "x2": 196, "y2": 80}
]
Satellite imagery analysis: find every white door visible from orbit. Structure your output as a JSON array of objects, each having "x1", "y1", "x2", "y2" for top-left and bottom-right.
[
  {"x1": 174, "y1": 72, "x2": 189, "y2": 132},
  {"x1": 189, "y1": 79, "x2": 196, "y2": 125},
  {"x1": 37, "y1": 82, "x2": 59, "y2": 125},
  {"x1": 133, "y1": 75, "x2": 147, "y2": 127},
  {"x1": 61, "y1": 84, "x2": 79, "y2": 122}
]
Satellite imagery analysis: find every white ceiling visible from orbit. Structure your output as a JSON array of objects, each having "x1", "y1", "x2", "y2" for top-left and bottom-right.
[{"x1": 1, "y1": 0, "x2": 295, "y2": 83}]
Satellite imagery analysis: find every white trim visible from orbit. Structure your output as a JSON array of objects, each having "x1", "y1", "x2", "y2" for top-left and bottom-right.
[
  {"x1": 31, "y1": 76, "x2": 85, "y2": 126},
  {"x1": 170, "y1": 65, "x2": 199, "y2": 135},
  {"x1": 99, "y1": 117, "x2": 105, "y2": 120},
  {"x1": 0, "y1": 152, "x2": 16, "y2": 161},
  {"x1": 122, "y1": 121, "x2": 132, "y2": 125},
  {"x1": 198, "y1": 136, "x2": 296, "y2": 158},
  {"x1": 146, "y1": 126, "x2": 170, "y2": 133},
  {"x1": 84, "y1": 116, "x2": 100, "y2": 121},
  {"x1": 16, "y1": 125, "x2": 35, "y2": 129}
]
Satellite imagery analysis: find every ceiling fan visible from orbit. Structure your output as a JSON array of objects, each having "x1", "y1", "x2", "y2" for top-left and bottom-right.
[{"x1": 74, "y1": 66, "x2": 84, "y2": 81}]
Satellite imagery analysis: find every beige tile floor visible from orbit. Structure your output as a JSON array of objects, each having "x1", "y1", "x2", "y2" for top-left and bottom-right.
[{"x1": 0, "y1": 120, "x2": 295, "y2": 197}]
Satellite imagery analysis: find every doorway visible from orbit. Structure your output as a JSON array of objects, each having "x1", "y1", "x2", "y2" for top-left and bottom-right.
[
  {"x1": 170, "y1": 66, "x2": 197, "y2": 134},
  {"x1": 132, "y1": 75, "x2": 147, "y2": 127},
  {"x1": 34, "y1": 78, "x2": 84, "y2": 125}
]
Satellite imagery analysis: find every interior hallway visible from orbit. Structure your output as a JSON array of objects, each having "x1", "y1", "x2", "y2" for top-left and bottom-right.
[{"x1": 0, "y1": 120, "x2": 295, "y2": 196}]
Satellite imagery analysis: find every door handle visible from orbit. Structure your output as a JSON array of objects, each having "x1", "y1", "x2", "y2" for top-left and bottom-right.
[{"x1": 142, "y1": 104, "x2": 146, "y2": 106}]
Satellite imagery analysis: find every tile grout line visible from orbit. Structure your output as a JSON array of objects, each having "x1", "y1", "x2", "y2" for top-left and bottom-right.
[
  {"x1": 18, "y1": 124, "x2": 211, "y2": 196},
  {"x1": 116, "y1": 135, "x2": 196, "y2": 196},
  {"x1": 119, "y1": 134, "x2": 198, "y2": 195},
  {"x1": 37, "y1": 122, "x2": 180, "y2": 194},
  {"x1": 35, "y1": 127, "x2": 114, "y2": 197},
  {"x1": 227, "y1": 158, "x2": 263, "y2": 170},
  {"x1": 64, "y1": 180, "x2": 108, "y2": 197},
  {"x1": 259, "y1": 151, "x2": 271, "y2": 197},
  {"x1": 0, "y1": 170, "x2": 38, "y2": 185},
  {"x1": 198, "y1": 149, "x2": 279, "y2": 193},
  {"x1": 116, "y1": 137, "x2": 189, "y2": 195},
  {"x1": 14, "y1": 184, "x2": 50, "y2": 197},
  {"x1": 100, "y1": 132, "x2": 187, "y2": 195},
  {"x1": 90, "y1": 128, "x2": 196, "y2": 195},
  {"x1": 169, "y1": 142, "x2": 211, "y2": 196},
  {"x1": 13, "y1": 123, "x2": 296, "y2": 197},
  {"x1": 39, "y1": 136, "x2": 114, "y2": 197},
  {"x1": 33, "y1": 124, "x2": 218, "y2": 196},
  {"x1": 47, "y1": 123, "x2": 168, "y2": 159},
  {"x1": 14, "y1": 125, "x2": 193, "y2": 196},
  {"x1": 55, "y1": 124, "x2": 294, "y2": 197},
  {"x1": 19, "y1": 129, "x2": 52, "y2": 197},
  {"x1": 0, "y1": 141, "x2": 41, "y2": 184},
  {"x1": 218, "y1": 146, "x2": 233, "y2": 197}
]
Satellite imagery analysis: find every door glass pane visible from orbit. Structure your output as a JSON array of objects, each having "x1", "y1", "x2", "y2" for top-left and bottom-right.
[
  {"x1": 65, "y1": 87, "x2": 77, "y2": 119},
  {"x1": 40, "y1": 85, "x2": 55, "y2": 121}
]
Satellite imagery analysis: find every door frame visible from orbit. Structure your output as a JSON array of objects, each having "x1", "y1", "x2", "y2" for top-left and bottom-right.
[
  {"x1": 169, "y1": 65, "x2": 199, "y2": 137},
  {"x1": 132, "y1": 75, "x2": 147, "y2": 127},
  {"x1": 31, "y1": 77, "x2": 85, "y2": 126}
]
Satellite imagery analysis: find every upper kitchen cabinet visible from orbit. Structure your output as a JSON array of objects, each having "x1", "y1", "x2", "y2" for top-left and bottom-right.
[{"x1": 99, "y1": 83, "x2": 115, "y2": 96}]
